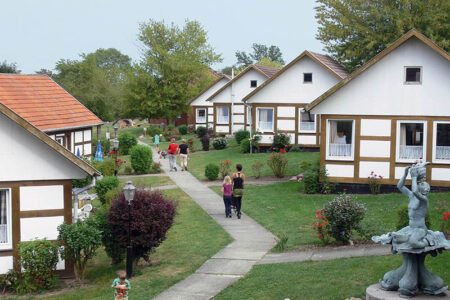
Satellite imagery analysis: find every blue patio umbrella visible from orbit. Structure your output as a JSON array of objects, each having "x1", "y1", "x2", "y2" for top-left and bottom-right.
[
  {"x1": 94, "y1": 140, "x2": 103, "y2": 162},
  {"x1": 76, "y1": 147, "x2": 81, "y2": 158}
]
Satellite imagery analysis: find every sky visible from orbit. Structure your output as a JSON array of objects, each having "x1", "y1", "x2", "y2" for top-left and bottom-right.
[{"x1": 0, "y1": 0, "x2": 324, "y2": 74}]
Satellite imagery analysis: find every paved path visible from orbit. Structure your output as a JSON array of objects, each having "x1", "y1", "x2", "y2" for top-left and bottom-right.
[{"x1": 146, "y1": 144, "x2": 277, "y2": 300}]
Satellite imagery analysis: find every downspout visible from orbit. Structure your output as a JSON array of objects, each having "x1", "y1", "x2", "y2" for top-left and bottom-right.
[
  {"x1": 243, "y1": 102, "x2": 253, "y2": 154},
  {"x1": 72, "y1": 175, "x2": 102, "y2": 222},
  {"x1": 231, "y1": 68, "x2": 234, "y2": 134}
]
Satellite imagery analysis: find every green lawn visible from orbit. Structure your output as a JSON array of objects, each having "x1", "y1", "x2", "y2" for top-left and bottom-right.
[
  {"x1": 118, "y1": 176, "x2": 175, "y2": 188},
  {"x1": 214, "y1": 252, "x2": 450, "y2": 300},
  {"x1": 211, "y1": 182, "x2": 450, "y2": 251},
  {"x1": 189, "y1": 148, "x2": 319, "y2": 180},
  {"x1": 26, "y1": 188, "x2": 232, "y2": 300}
]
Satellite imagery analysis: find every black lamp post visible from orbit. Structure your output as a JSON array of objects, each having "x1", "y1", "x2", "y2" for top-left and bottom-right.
[
  {"x1": 123, "y1": 181, "x2": 136, "y2": 278},
  {"x1": 114, "y1": 125, "x2": 119, "y2": 138},
  {"x1": 113, "y1": 138, "x2": 119, "y2": 176}
]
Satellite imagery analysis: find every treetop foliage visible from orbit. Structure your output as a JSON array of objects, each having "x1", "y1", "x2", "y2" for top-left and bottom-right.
[
  {"x1": 235, "y1": 43, "x2": 284, "y2": 69},
  {"x1": 0, "y1": 60, "x2": 21, "y2": 73},
  {"x1": 315, "y1": 0, "x2": 450, "y2": 72}
]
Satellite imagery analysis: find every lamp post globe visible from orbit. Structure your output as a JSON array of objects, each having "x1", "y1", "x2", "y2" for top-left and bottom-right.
[
  {"x1": 114, "y1": 125, "x2": 119, "y2": 137},
  {"x1": 113, "y1": 138, "x2": 120, "y2": 176},
  {"x1": 113, "y1": 138, "x2": 119, "y2": 150},
  {"x1": 123, "y1": 180, "x2": 136, "y2": 278}
]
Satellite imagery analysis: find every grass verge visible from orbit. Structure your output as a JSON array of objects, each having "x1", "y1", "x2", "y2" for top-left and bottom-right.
[{"x1": 118, "y1": 176, "x2": 175, "y2": 188}]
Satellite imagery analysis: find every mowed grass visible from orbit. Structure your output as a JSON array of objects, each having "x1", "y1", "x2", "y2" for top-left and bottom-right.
[
  {"x1": 118, "y1": 176, "x2": 175, "y2": 188},
  {"x1": 210, "y1": 181, "x2": 450, "y2": 251},
  {"x1": 214, "y1": 252, "x2": 450, "y2": 300},
  {"x1": 189, "y1": 147, "x2": 319, "y2": 180},
  {"x1": 147, "y1": 135, "x2": 238, "y2": 153},
  {"x1": 29, "y1": 188, "x2": 231, "y2": 300}
]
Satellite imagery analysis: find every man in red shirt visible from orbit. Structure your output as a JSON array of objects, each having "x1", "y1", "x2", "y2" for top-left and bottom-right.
[{"x1": 168, "y1": 138, "x2": 179, "y2": 171}]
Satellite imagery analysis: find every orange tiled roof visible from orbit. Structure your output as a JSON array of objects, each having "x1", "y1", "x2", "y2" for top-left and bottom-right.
[{"x1": 0, "y1": 74, "x2": 103, "y2": 131}]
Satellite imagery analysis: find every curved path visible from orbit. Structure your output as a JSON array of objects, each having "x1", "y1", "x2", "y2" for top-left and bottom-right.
[{"x1": 148, "y1": 146, "x2": 277, "y2": 300}]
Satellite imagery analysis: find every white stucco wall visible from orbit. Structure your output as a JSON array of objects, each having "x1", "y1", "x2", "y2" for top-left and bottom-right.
[
  {"x1": 298, "y1": 135, "x2": 316, "y2": 145},
  {"x1": 359, "y1": 161, "x2": 390, "y2": 179},
  {"x1": 310, "y1": 38, "x2": 450, "y2": 116},
  {"x1": 20, "y1": 185, "x2": 64, "y2": 211},
  {"x1": 0, "y1": 114, "x2": 89, "y2": 181},
  {"x1": 360, "y1": 119, "x2": 391, "y2": 136},
  {"x1": 325, "y1": 164, "x2": 354, "y2": 178},
  {"x1": 0, "y1": 256, "x2": 13, "y2": 274},
  {"x1": 277, "y1": 119, "x2": 296, "y2": 131},
  {"x1": 20, "y1": 216, "x2": 65, "y2": 241},
  {"x1": 359, "y1": 140, "x2": 391, "y2": 157},
  {"x1": 277, "y1": 106, "x2": 296, "y2": 117},
  {"x1": 248, "y1": 56, "x2": 340, "y2": 104},
  {"x1": 432, "y1": 168, "x2": 450, "y2": 181},
  {"x1": 190, "y1": 78, "x2": 229, "y2": 107}
]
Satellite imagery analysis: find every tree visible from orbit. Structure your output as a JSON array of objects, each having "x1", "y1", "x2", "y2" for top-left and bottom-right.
[
  {"x1": 257, "y1": 57, "x2": 284, "y2": 69},
  {"x1": 53, "y1": 48, "x2": 132, "y2": 121},
  {"x1": 35, "y1": 68, "x2": 53, "y2": 77},
  {"x1": 0, "y1": 60, "x2": 20, "y2": 73},
  {"x1": 235, "y1": 43, "x2": 284, "y2": 69},
  {"x1": 315, "y1": 0, "x2": 450, "y2": 72},
  {"x1": 124, "y1": 19, "x2": 222, "y2": 122}
]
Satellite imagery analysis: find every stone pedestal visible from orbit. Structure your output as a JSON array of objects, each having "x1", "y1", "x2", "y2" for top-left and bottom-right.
[{"x1": 366, "y1": 284, "x2": 449, "y2": 300}]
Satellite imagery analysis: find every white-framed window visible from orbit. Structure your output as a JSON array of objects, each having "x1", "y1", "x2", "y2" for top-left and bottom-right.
[
  {"x1": 303, "y1": 73, "x2": 312, "y2": 83},
  {"x1": 216, "y1": 106, "x2": 229, "y2": 124},
  {"x1": 326, "y1": 119, "x2": 355, "y2": 160},
  {"x1": 299, "y1": 110, "x2": 315, "y2": 132},
  {"x1": 404, "y1": 66, "x2": 422, "y2": 85},
  {"x1": 55, "y1": 134, "x2": 65, "y2": 146},
  {"x1": 196, "y1": 108, "x2": 206, "y2": 123},
  {"x1": 396, "y1": 120, "x2": 427, "y2": 162},
  {"x1": 257, "y1": 108, "x2": 274, "y2": 132},
  {"x1": 432, "y1": 121, "x2": 450, "y2": 163},
  {"x1": 0, "y1": 189, "x2": 12, "y2": 250},
  {"x1": 250, "y1": 80, "x2": 257, "y2": 88}
]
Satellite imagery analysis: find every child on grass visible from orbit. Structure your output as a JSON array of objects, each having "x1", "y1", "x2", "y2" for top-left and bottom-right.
[{"x1": 112, "y1": 270, "x2": 131, "y2": 300}]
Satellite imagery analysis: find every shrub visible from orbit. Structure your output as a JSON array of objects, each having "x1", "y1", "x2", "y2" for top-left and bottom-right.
[
  {"x1": 274, "y1": 233, "x2": 289, "y2": 252},
  {"x1": 104, "y1": 188, "x2": 120, "y2": 207},
  {"x1": 319, "y1": 166, "x2": 336, "y2": 194},
  {"x1": 196, "y1": 126, "x2": 207, "y2": 137},
  {"x1": 94, "y1": 158, "x2": 116, "y2": 176},
  {"x1": 303, "y1": 171, "x2": 320, "y2": 194},
  {"x1": 150, "y1": 161, "x2": 162, "y2": 174},
  {"x1": 289, "y1": 145, "x2": 302, "y2": 152},
  {"x1": 201, "y1": 135, "x2": 210, "y2": 151},
  {"x1": 240, "y1": 139, "x2": 251, "y2": 153},
  {"x1": 267, "y1": 149, "x2": 288, "y2": 178},
  {"x1": 15, "y1": 239, "x2": 59, "y2": 293},
  {"x1": 396, "y1": 203, "x2": 431, "y2": 230},
  {"x1": 95, "y1": 206, "x2": 125, "y2": 265},
  {"x1": 205, "y1": 163, "x2": 219, "y2": 180},
  {"x1": 368, "y1": 171, "x2": 383, "y2": 195},
  {"x1": 299, "y1": 160, "x2": 313, "y2": 173},
  {"x1": 434, "y1": 199, "x2": 450, "y2": 233},
  {"x1": 167, "y1": 124, "x2": 175, "y2": 131},
  {"x1": 251, "y1": 161, "x2": 264, "y2": 179},
  {"x1": 272, "y1": 132, "x2": 290, "y2": 151},
  {"x1": 213, "y1": 137, "x2": 227, "y2": 150},
  {"x1": 178, "y1": 125, "x2": 188, "y2": 135},
  {"x1": 92, "y1": 138, "x2": 111, "y2": 156},
  {"x1": 219, "y1": 160, "x2": 231, "y2": 178},
  {"x1": 130, "y1": 145, "x2": 152, "y2": 174},
  {"x1": 95, "y1": 176, "x2": 120, "y2": 205},
  {"x1": 108, "y1": 190, "x2": 176, "y2": 265},
  {"x1": 323, "y1": 194, "x2": 366, "y2": 244},
  {"x1": 73, "y1": 175, "x2": 92, "y2": 188},
  {"x1": 118, "y1": 131, "x2": 138, "y2": 155},
  {"x1": 235, "y1": 130, "x2": 250, "y2": 144},
  {"x1": 148, "y1": 126, "x2": 162, "y2": 138},
  {"x1": 58, "y1": 218, "x2": 102, "y2": 281},
  {"x1": 313, "y1": 209, "x2": 332, "y2": 245}
]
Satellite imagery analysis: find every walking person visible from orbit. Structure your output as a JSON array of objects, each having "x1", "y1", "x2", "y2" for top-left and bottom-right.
[
  {"x1": 178, "y1": 139, "x2": 190, "y2": 171},
  {"x1": 232, "y1": 164, "x2": 245, "y2": 219},
  {"x1": 154, "y1": 133, "x2": 161, "y2": 158},
  {"x1": 168, "y1": 138, "x2": 179, "y2": 171},
  {"x1": 221, "y1": 176, "x2": 233, "y2": 218}
]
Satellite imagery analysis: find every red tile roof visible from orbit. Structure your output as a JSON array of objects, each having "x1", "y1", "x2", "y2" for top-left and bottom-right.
[
  {"x1": 309, "y1": 52, "x2": 349, "y2": 79},
  {"x1": 254, "y1": 65, "x2": 281, "y2": 78},
  {"x1": 0, "y1": 74, "x2": 103, "y2": 131}
]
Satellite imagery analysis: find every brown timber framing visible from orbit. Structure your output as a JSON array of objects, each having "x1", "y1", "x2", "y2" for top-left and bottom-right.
[{"x1": 319, "y1": 114, "x2": 450, "y2": 187}]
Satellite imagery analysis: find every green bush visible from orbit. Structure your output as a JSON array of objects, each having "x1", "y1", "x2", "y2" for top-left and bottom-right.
[
  {"x1": 251, "y1": 161, "x2": 264, "y2": 179},
  {"x1": 58, "y1": 218, "x2": 102, "y2": 282},
  {"x1": 197, "y1": 126, "x2": 207, "y2": 137},
  {"x1": 272, "y1": 132, "x2": 291, "y2": 151},
  {"x1": 319, "y1": 166, "x2": 336, "y2": 194},
  {"x1": 303, "y1": 170, "x2": 320, "y2": 194},
  {"x1": 167, "y1": 124, "x2": 175, "y2": 131},
  {"x1": 178, "y1": 125, "x2": 188, "y2": 135},
  {"x1": 240, "y1": 139, "x2": 251, "y2": 153},
  {"x1": 94, "y1": 158, "x2": 116, "y2": 176},
  {"x1": 205, "y1": 163, "x2": 219, "y2": 180},
  {"x1": 267, "y1": 151, "x2": 288, "y2": 178},
  {"x1": 130, "y1": 145, "x2": 152, "y2": 174},
  {"x1": 92, "y1": 138, "x2": 111, "y2": 156},
  {"x1": 212, "y1": 137, "x2": 227, "y2": 150},
  {"x1": 148, "y1": 126, "x2": 162, "y2": 138},
  {"x1": 201, "y1": 135, "x2": 210, "y2": 151},
  {"x1": 323, "y1": 194, "x2": 367, "y2": 244},
  {"x1": 235, "y1": 130, "x2": 250, "y2": 144},
  {"x1": 150, "y1": 161, "x2": 162, "y2": 173},
  {"x1": 396, "y1": 203, "x2": 431, "y2": 230},
  {"x1": 118, "y1": 131, "x2": 137, "y2": 155},
  {"x1": 289, "y1": 145, "x2": 302, "y2": 152},
  {"x1": 14, "y1": 239, "x2": 59, "y2": 293},
  {"x1": 104, "y1": 188, "x2": 120, "y2": 207},
  {"x1": 95, "y1": 176, "x2": 120, "y2": 205},
  {"x1": 73, "y1": 176, "x2": 92, "y2": 188},
  {"x1": 95, "y1": 206, "x2": 125, "y2": 265},
  {"x1": 299, "y1": 160, "x2": 313, "y2": 173}
]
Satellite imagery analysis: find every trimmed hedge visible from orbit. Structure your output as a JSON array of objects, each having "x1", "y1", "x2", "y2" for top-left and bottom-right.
[
  {"x1": 95, "y1": 176, "x2": 120, "y2": 205},
  {"x1": 130, "y1": 145, "x2": 152, "y2": 174},
  {"x1": 118, "y1": 131, "x2": 137, "y2": 155},
  {"x1": 205, "y1": 163, "x2": 219, "y2": 180}
]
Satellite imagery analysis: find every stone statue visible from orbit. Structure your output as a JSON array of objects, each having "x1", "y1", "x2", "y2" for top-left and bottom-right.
[{"x1": 372, "y1": 161, "x2": 450, "y2": 298}]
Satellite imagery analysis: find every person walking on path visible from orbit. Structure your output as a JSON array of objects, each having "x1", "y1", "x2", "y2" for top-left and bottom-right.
[
  {"x1": 154, "y1": 133, "x2": 161, "y2": 158},
  {"x1": 168, "y1": 138, "x2": 179, "y2": 171},
  {"x1": 221, "y1": 175, "x2": 233, "y2": 218},
  {"x1": 232, "y1": 164, "x2": 245, "y2": 219},
  {"x1": 178, "y1": 139, "x2": 190, "y2": 171}
]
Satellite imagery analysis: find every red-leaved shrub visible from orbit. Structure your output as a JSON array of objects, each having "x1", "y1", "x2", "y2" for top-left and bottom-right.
[{"x1": 107, "y1": 190, "x2": 176, "y2": 264}]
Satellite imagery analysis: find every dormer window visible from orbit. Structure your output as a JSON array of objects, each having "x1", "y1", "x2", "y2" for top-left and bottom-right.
[
  {"x1": 250, "y1": 80, "x2": 257, "y2": 88},
  {"x1": 405, "y1": 67, "x2": 421, "y2": 84},
  {"x1": 303, "y1": 73, "x2": 312, "y2": 83}
]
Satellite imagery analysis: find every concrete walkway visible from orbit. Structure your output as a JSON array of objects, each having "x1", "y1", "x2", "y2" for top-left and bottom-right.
[{"x1": 147, "y1": 145, "x2": 277, "y2": 300}]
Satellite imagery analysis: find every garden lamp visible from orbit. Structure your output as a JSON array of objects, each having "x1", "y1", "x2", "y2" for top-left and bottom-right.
[
  {"x1": 114, "y1": 125, "x2": 119, "y2": 137},
  {"x1": 123, "y1": 181, "x2": 136, "y2": 205},
  {"x1": 113, "y1": 138, "x2": 119, "y2": 150},
  {"x1": 122, "y1": 180, "x2": 136, "y2": 278}
]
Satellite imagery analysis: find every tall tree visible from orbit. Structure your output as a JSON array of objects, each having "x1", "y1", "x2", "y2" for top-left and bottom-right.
[
  {"x1": 0, "y1": 60, "x2": 20, "y2": 73},
  {"x1": 35, "y1": 68, "x2": 53, "y2": 77},
  {"x1": 53, "y1": 48, "x2": 131, "y2": 121},
  {"x1": 315, "y1": 0, "x2": 450, "y2": 72},
  {"x1": 124, "y1": 19, "x2": 222, "y2": 122},
  {"x1": 235, "y1": 43, "x2": 284, "y2": 69}
]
